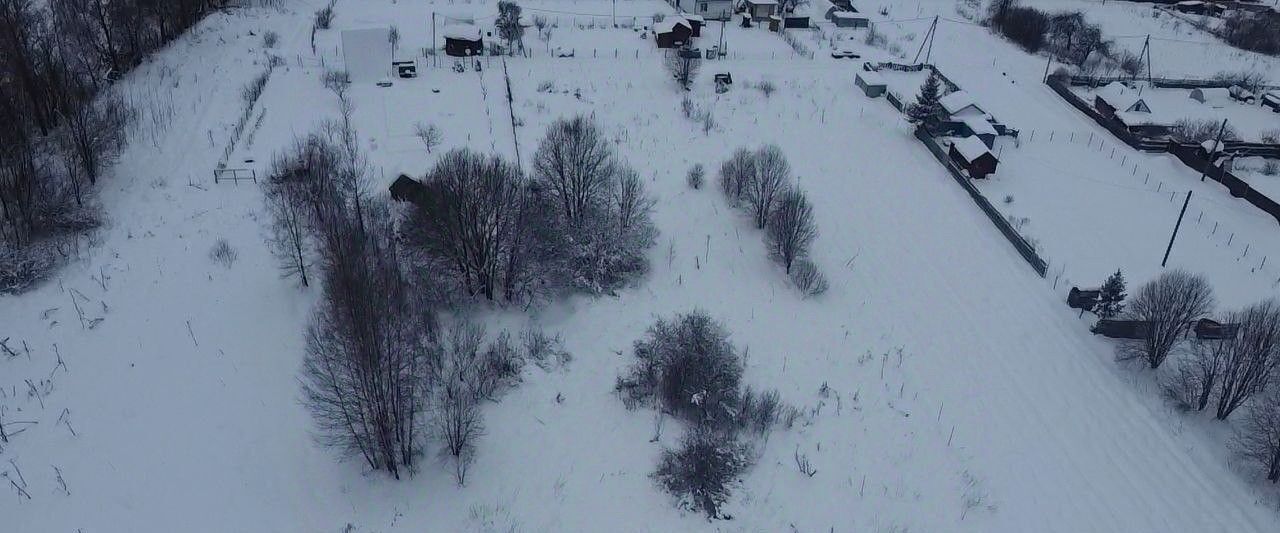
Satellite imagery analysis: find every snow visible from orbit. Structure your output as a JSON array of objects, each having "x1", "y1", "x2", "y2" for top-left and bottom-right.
[
  {"x1": 951, "y1": 135, "x2": 994, "y2": 162},
  {"x1": 653, "y1": 17, "x2": 691, "y2": 34},
  {"x1": 856, "y1": 69, "x2": 885, "y2": 86},
  {"x1": 442, "y1": 24, "x2": 482, "y2": 42},
  {"x1": 6, "y1": 0, "x2": 1280, "y2": 531},
  {"x1": 961, "y1": 115, "x2": 997, "y2": 136},
  {"x1": 940, "y1": 90, "x2": 984, "y2": 116},
  {"x1": 1080, "y1": 84, "x2": 1280, "y2": 142}
]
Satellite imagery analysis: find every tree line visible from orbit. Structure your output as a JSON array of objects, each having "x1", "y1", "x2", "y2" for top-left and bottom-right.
[{"x1": 1, "y1": 0, "x2": 227, "y2": 292}]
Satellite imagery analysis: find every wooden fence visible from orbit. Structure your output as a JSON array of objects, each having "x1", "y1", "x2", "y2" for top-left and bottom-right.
[
  {"x1": 1167, "y1": 143, "x2": 1280, "y2": 225},
  {"x1": 913, "y1": 127, "x2": 1049, "y2": 277}
]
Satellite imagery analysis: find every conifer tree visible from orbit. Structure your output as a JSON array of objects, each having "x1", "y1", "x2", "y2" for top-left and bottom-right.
[
  {"x1": 907, "y1": 72, "x2": 944, "y2": 125},
  {"x1": 1097, "y1": 269, "x2": 1127, "y2": 319}
]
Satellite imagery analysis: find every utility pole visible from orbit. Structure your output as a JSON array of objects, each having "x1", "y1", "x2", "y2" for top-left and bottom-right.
[
  {"x1": 1162, "y1": 190, "x2": 1192, "y2": 267},
  {"x1": 912, "y1": 16, "x2": 938, "y2": 65},
  {"x1": 1042, "y1": 52, "x2": 1054, "y2": 83},
  {"x1": 432, "y1": 13, "x2": 437, "y2": 68},
  {"x1": 1200, "y1": 118, "x2": 1228, "y2": 182},
  {"x1": 612, "y1": 0, "x2": 617, "y2": 27}
]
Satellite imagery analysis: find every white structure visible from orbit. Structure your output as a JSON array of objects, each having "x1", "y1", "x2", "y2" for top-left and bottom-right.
[{"x1": 341, "y1": 27, "x2": 392, "y2": 83}]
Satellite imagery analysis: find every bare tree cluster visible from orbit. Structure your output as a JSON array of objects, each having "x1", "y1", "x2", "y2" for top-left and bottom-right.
[
  {"x1": 1168, "y1": 299, "x2": 1280, "y2": 420},
  {"x1": 1219, "y1": 11, "x2": 1280, "y2": 56},
  {"x1": 1120, "y1": 270, "x2": 1215, "y2": 369},
  {"x1": 1171, "y1": 119, "x2": 1240, "y2": 145},
  {"x1": 405, "y1": 115, "x2": 655, "y2": 303},
  {"x1": 496, "y1": 1, "x2": 525, "y2": 55},
  {"x1": 616, "y1": 311, "x2": 791, "y2": 518},
  {"x1": 1237, "y1": 386, "x2": 1280, "y2": 482},
  {"x1": 665, "y1": 50, "x2": 701, "y2": 91},
  {"x1": 717, "y1": 145, "x2": 825, "y2": 296},
  {"x1": 2, "y1": 0, "x2": 201, "y2": 290}
]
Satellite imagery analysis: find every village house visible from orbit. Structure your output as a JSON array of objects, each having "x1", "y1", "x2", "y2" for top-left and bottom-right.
[
  {"x1": 673, "y1": 0, "x2": 735, "y2": 20},
  {"x1": 948, "y1": 135, "x2": 999, "y2": 179},
  {"x1": 826, "y1": 7, "x2": 869, "y2": 27},
  {"x1": 743, "y1": 0, "x2": 779, "y2": 21}
]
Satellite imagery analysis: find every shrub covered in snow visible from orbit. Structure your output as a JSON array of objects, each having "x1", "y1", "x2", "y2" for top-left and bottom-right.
[
  {"x1": 617, "y1": 310, "x2": 744, "y2": 428},
  {"x1": 653, "y1": 427, "x2": 751, "y2": 518},
  {"x1": 687, "y1": 164, "x2": 705, "y2": 189}
]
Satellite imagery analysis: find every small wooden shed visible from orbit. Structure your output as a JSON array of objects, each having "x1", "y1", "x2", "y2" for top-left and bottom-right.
[
  {"x1": 827, "y1": 8, "x2": 869, "y2": 28},
  {"x1": 389, "y1": 174, "x2": 428, "y2": 204},
  {"x1": 855, "y1": 70, "x2": 886, "y2": 97},
  {"x1": 655, "y1": 18, "x2": 694, "y2": 48},
  {"x1": 1067, "y1": 287, "x2": 1101, "y2": 310},
  {"x1": 948, "y1": 136, "x2": 998, "y2": 179},
  {"x1": 443, "y1": 25, "x2": 484, "y2": 57}
]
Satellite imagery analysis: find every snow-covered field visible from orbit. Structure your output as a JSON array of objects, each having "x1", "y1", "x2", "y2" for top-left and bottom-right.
[{"x1": 5, "y1": 0, "x2": 1280, "y2": 531}]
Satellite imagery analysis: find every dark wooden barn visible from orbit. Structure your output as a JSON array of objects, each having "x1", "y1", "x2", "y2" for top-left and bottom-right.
[
  {"x1": 444, "y1": 25, "x2": 484, "y2": 57},
  {"x1": 389, "y1": 174, "x2": 428, "y2": 205},
  {"x1": 655, "y1": 18, "x2": 694, "y2": 48},
  {"x1": 948, "y1": 136, "x2": 999, "y2": 179},
  {"x1": 1193, "y1": 318, "x2": 1239, "y2": 340},
  {"x1": 1067, "y1": 287, "x2": 1101, "y2": 311}
]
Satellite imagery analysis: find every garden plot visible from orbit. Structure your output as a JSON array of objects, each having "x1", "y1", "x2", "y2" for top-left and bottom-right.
[
  {"x1": 978, "y1": 134, "x2": 1280, "y2": 306},
  {"x1": 1070, "y1": 83, "x2": 1280, "y2": 143}
]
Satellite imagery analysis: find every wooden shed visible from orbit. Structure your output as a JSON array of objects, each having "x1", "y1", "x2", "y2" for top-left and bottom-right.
[
  {"x1": 827, "y1": 8, "x2": 869, "y2": 27},
  {"x1": 948, "y1": 135, "x2": 998, "y2": 179},
  {"x1": 389, "y1": 174, "x2": 428, "y2": 204},
  {"x1": 655, "y1": 18, "x2": 694, "y2": 48},
  {"x1": 855, "y1": 70, "x2": 886, "y2": 97},
  {"x1": 1067, "y1": 287, "x2": 1101, "y2": 310},
  {"x1": 443, "y1": 25, "x2": 483, "y2": 57}
]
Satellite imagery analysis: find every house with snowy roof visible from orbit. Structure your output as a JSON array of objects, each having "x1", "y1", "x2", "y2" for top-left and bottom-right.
[
  {"x1": 1092, "y1": 82, "x2": 1171, "y2": 137},
  {"x1": 654, "y1": 17, "x2": 694, "y2": 48},
  {"x1": 939, "y1": 91, "x2": 985, "y2": 120},
  {"x1": 948, "y1": 135, "x2": 999, "y2": 179}
]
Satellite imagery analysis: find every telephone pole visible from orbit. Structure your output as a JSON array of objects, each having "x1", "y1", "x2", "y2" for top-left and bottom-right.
[
  {"x1": 1162, "y1": 190, "x2": 1192, "y2": 267},
  {"x1": 432, "y1": 13, "x2": 437, "y2": 68}
]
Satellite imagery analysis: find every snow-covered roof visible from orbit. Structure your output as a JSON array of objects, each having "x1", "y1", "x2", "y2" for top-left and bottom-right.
[
  {"x1": 1115, "y1": 110, "x2": 1171, "y2": 128},
  {"x1": 1176, "y1": 1, "x2": 1204, "y2": 6},
  {"x1": 443, "y1": 24, "x2": 482, "y2": 41},
  {"x1": 683, "y1": 14, "x2": 705, "y2": 22},
  {"x1": 1095, "y1": 82, "x2": 1145, "y2": 113},
  {"x1": 831, "y1": 11, "x2": 866, "y2": 19},
  {"x1": 940, "y1": 91, "x2": 983, "y2": 116},
  {"x1": 856, "y1": 70, "x2": 885, "y2": 86},
  {"x1": 746, "y1": 0, "x2": 778, "y2": 5},
  {"x1": 961, "y1": 115, "x2": 997, "y2": 136},
  {"x1": 1191, "y1": 87, "x2": 1230, "y2": 102},
  {"x1": 952, "y1": 135, "x2": 994, "y2": 163},
  {"x1": 1201, "y1": 139, "x2": 1226, "y2": 153},
  {"x1": 654, "y1": 17, "x2": 692, "y2": 34}
]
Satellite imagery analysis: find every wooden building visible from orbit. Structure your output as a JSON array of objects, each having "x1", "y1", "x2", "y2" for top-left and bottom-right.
[{"x1": 948, "y1": 135, "x2": 999, "y2": 179}]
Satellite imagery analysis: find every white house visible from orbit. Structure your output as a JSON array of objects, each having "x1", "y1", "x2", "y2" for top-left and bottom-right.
[{"x1": 676, "y1": 0, "x2": 734, "y2": 20}]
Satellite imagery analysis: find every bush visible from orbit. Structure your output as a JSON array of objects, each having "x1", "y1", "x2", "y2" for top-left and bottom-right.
[
  {"x1": 0, "y1": 242, "x2": 60, "y2": 295},
  {"x1": 1211, "y1": 71, "x2": 1268, "y2": 94},
  {"x1": 687, "y1": 164, "x2": 705, "y2": 189},
  {"x1": 1220, "y1": 11, "x2": 1280, "y2": 56},
  {"x1": 209, "y1": 238, "x2": 238, "y2": 268},
  {"x1": 789, "y1": 259, "x2": 829, "y2": 297},
  {"x1": 616, "y1": 311, "x2": 744, "y2": 428},
  {"x1": 718, "y1": 147, "x2": 756, "y2": 204},
  {"x1": 262, "y1": 30, "x2": 280, "y2": 48},
  {"x1": 988, "y1": 1, "x2": 1050, "y2": 53},
  {"x1": 756, "y1": 80, "x2": 776, "y2": 98},
  {"x1": 314, "y1": 4, "x2": 335, "y2": 30},
  {"x1": 767, "y1": 187, "x2": 817, "y2": 273},
  {"x1": 1171, "y1": 118, "x2": 1240, "y2": 144},
  {"x1": 653, "y1": 427, "x2": 751, "y2": 519},
  {"x1": 522, "y1": 326, "x2": 571, "y2": 370}
]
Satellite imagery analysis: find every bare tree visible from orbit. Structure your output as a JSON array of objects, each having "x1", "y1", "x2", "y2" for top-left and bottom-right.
[
  {"x1": 1167, "y1": 336, "x2": 1230, "y2": 412},
  {"x1": 1236, "y1": 385, "x2": 1280, "y2": 482},
  {"x1": 413, "y1": 122, "x2": 442, "y2": 153},
  {"x1": 1122, "y1": 270, "x2": 1215, "y2": 369},
  {"x1": 745, "y1": 144, "x2": 791, "y2": 229},
  {"x1": 301, "y1": 201, "x2": 435, "y2": 479},
  {"x1": 496, "y1": 1, "x2": 525, "y2": 55},
  {"x1": 615, "y1": 167, "x2": 654, "y2": 235},
  {"x1": 1215, "y1": 299, "x2": 1280, "y2": 420},
  {"x1": 57, "y1": 93, "x2": 132, "y2": 192},
  {"x1": 404, "y1": 149, "x2": 525, "y2": 301},
  {"x1": 718, "y1": 147, "x2": 756, "y2": 205},
  {"x1": 767, "y1": 187, "x2": 816, "y2": 273},
  {"x1": 532, "y1": 115, "x2": 618, "y2": 227},
  {"x1": 665, "y1": 51, "x2": 700, "y2": 91}
]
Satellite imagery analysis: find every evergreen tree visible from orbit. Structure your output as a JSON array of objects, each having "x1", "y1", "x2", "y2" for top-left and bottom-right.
[
  {"x1": 1097, "y1": 269, "x2": 1127, "y2": 319},
  {"x1": 907, "y1": 72, "x2": 945, "y2": 125}
]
